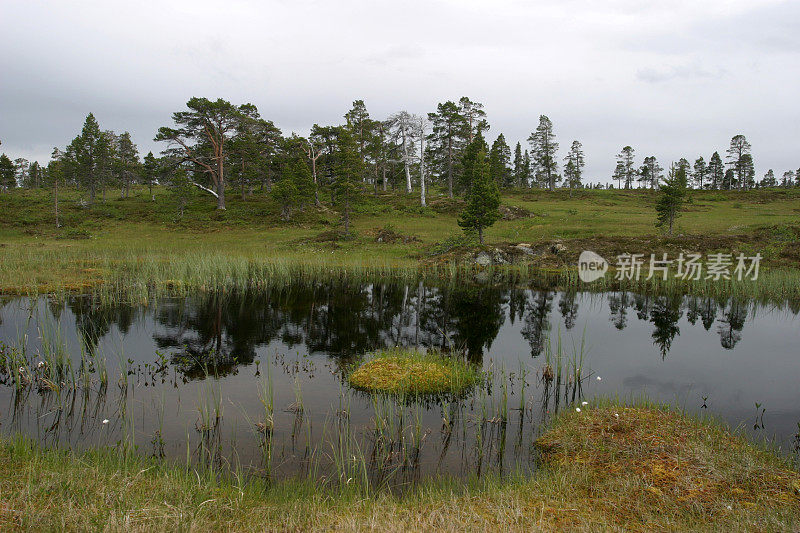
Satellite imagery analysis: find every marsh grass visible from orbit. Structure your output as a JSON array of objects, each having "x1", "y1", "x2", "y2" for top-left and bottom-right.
[
  {"x1": 1, "y1": 399, "x2": 798, "y2": 531},
  {"x1": 2, "y1": 186, "x2": 800, "y2": 302},
  {"x1": 348, "y1": 348, "x2": 482, "y2": 396}
]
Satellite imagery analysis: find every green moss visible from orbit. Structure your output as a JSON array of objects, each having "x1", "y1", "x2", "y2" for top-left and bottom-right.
[{"x1": 348, "y1": 349, "x2": 481, "y2": 396}]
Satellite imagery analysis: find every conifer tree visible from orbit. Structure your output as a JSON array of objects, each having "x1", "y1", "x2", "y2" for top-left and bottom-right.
[
  {"x1": 489, "y1": 133, "x2": 512, "y2": 187},
  {"x1": 522, "y1": 150, "x2": 532, "y2": 187},
  {"x1": 459, "y1": 134, "x2": 488, "y2": 193},
  {"x1": 0, "y1": 154, "x2": 16, "y2": 191},
  {"x1": 458, "y1": 148, "x2": 500, "y2": 244},
  {"x1": 655, "y1": 163, "x2": 687, "y2": 236},
  {"x1": 726, "y1": 134, "x2": 752, "y2": 191},
  {"x1": 427, "y1": 101, "x2": 466, "y2": 198},
  {"x1": 639, "y1": 156, "x2": 663, "y2": 189},
  {"x1": 708, "y1": 152, "x2": 724, "y2": 189},
  {"x1": 615, "y1": 146, "x2": 636, "y2": 189},
  {"x1": 563, "y1": 140, "x2": 585, "y2": 193},
  {"x1": 528, "y1": 115, "x2": 559, "y2": 190},
  {"x1": 761, "y1": 169, "x2": 777, "y2": 188},
  {"x1": 333, "y1": 129, "x2": 363, "y2": 235},
  {"x1": 142, "y1": 152, "x2": 159, "y2": 200},
  {"x1": 512, "y1": 142, "x2": 524, "y2": 187},
  {"x1": 692, "y1": 157, "x2": 708, "y2": 189}
]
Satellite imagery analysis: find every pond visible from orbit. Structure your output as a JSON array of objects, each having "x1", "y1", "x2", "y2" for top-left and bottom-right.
[{"x1": 1, "y1": 282, "x2": 798, "y2": 488}]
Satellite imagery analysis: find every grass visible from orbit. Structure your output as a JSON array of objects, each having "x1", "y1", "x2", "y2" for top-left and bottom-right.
[
  {"x1": 1, "y1": 185, "x2": 799, "y2": 298},
  {"x1": 0, "y1": 401, "x2": 797, "y2": 531},
  {"x1": 348, "y1": 348, "x2": 482, "y2": 396}
]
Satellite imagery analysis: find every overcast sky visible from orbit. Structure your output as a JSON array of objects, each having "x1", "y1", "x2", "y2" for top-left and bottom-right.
[{"x1": 1, "y1": 0, "x2": 798, "y2": 182}]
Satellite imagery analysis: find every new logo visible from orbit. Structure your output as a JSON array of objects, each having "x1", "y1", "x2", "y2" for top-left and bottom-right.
[{"x1": 578, "y1": 250, "x2": 608, "y2": 282}]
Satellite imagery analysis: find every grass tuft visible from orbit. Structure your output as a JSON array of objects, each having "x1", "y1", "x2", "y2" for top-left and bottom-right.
[{"x1": 348, "y1": 348, "x2": 481, "y2": 396}]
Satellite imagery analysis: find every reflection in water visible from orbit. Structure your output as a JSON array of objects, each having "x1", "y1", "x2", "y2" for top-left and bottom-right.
[{"x1": 0, "y1": 283, "x2": 797, "y2": 485}]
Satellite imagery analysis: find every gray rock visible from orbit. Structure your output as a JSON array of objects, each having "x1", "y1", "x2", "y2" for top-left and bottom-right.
[
  {"x1": 475, "y1": 252, "x2": 492, "y2": 266},
  {"x1": 515, "y1": 244, "x2": 537, "y2": 256},
  {"x1": 492, "y1": 248, "x2": 510, "y2": 264}
]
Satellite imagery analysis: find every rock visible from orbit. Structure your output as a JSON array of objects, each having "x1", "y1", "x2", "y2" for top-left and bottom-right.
[
  {"x1": 515, "y1": 244, "x2": 537, "y2": 256},
  {"x1": 551, "y1": 243, "x2": 567, "y2": 254},
  {"x1": 475, "y1": 252, "x2": 492, "y2": 266},
  {"x1": 492, "y1": 248, "x2": 510, "y2": 265}
]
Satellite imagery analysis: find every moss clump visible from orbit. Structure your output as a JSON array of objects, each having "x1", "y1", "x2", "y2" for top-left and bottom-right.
[{"x1": 348, "y1": 349, "x2": 481, "y2": 396}]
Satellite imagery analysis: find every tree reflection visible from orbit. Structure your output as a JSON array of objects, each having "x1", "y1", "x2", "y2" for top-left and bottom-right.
[
  {"x1": 717, "y1": 298, "x2": 747, "y2": 350},
  {"x1": 521, "y1": 291, "x2": 553, "y2": 357},
  {"x1": 649, "y1": 295, "x2": 682, "y2": 359}
]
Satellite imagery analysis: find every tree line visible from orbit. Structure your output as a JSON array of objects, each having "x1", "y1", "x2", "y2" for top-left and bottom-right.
[{"x1": 1, "y1": 97, "x2": 798, "y2": 234}]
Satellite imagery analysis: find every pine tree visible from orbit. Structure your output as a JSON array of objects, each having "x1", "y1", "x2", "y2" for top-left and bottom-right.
[
  {"x1": 273, "y1": 140, "x2": 315, "y2": 221},
  {"x1": 692, "y1": 157, "x2": 708, "y2": 189},
  {"x1": 708, "y1": 152, "x2": 724, "y2": 189},
  {"x1": 740, "y1": 154, "x2": 755, "y2": 189},
  {"x1": 333, "y1": 129, "x2": 363, "y2": 235},
  {"x1": 27, "y1": 161, "x2": 43, "y2": 189},
  {"x1": 563, "y1": 140, "x2": 585, "y2": 193},
  {"x1": 616, "y1": 146, "x2": 636, "y2": 189},
  {"x1": 512, "y1": 142, "x2": 524, "y2": 188},
  {"x1": 522, "y1": 150, "x2": 532, "y2": 187},
  {"x1": 639, "y1": 156, "x2": 663, "y2": 189},
  {"x1": 115, "y1": 131, "x2": 139, "y2": 198},
  {"x1": 427, "y1": 101, "x2": 467, "y2": 198},
  {"x1": 458, "y1": 148, "x2": 500, "y2": 244},
  {"x1": 155, "y1": 97, "x2": 246, "y2": 209},
  {"x1": 0, "y1": 154, "x2": 16, "y2": 191},
  {"x1": 67, "y1": 113, "x2": 109, "y2": 202},
  {"x1": 781, "y1": 171, "x2": 794, "y2": 188},
  {"x1": 612, "y1": 161, "x2": 626, "y2": 189},
  {"x1": 457, "y1": 97, "x2": 489, "y2": 142},
  {"x1": 796, "y1": 168, "x2": 800, "y2": 187},
  {"x1": 528, "y1": 115, "x2": 559, "y2": 190},
  {"x1": 655, "y1": 163, "x2": 687, "y2": 236},
  {"x1": 489, "y1": 134, "x2": 512, "y2": 187},
  {"x1": 726, "y1": 134, "x2": 752, "y2": 191},
  {"x1": 761, "y1": 169, "x2": 777, "y2": 188},
  {"x1": 459, "y1": 134, "x2": 488, "y2": 193},
  {"x1": 142, "y1": 152, "x2": 159, "y2": 200}
]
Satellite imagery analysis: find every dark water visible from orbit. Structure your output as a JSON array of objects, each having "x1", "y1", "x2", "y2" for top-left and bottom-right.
[{"x1": 0, "y1": 282, "x2": 798, "y2": 485}]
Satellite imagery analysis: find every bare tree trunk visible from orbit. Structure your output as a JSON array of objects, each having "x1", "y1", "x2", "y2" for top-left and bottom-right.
[
  {"x1": 419, "y1": 127, "x2": 426, "y2": 207},
  {"x1": 401, "y1": 126, "x2": 412, "y2": 193}
]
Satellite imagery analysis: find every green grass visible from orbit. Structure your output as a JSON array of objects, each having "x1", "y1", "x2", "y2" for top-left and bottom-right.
[
  {"x1": 348, "y1": 348, "x2": 482, "y2": 396},
  {"x1": 1, "y1": 185, "x2": 799, "y2": 298},
  {"x1": 0, "y1": 401, "x2": 797, "y2": 531}
]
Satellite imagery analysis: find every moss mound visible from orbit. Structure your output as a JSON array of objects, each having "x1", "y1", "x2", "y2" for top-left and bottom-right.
[{"x1": 348, "y1": 349, "x2": 480, "y2": 395}]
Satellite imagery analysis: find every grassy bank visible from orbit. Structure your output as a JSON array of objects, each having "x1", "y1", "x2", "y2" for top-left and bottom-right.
[
  {"x1": 1, "y1": 401, "x2": 797, "y2": 531},
  {"x1": 1, "y1": 186, "x2": 799, "y2": 298}
]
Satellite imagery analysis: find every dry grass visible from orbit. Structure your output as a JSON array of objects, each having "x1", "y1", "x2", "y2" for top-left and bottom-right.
[
  {"x1": 348, "y1": 349, "x2": 481, "y2": 395},
  {"x1": 0, "y1": 402, "x2": 798, "y2": 531}
]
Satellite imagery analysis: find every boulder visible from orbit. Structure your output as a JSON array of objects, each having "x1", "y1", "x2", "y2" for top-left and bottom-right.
[{"x1": 475, "y1": 252, "x2": 492, "y2": 266}]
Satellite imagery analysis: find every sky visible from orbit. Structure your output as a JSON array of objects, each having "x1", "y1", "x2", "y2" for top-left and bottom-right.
[{"x1": 1, "y1": 0, "x2": 798, "y2": 183}]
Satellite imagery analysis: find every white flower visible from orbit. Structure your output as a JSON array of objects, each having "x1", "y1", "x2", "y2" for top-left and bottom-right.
[
  {"x1": 575, "y1": 408, "x2": 581, "y2": 412},
  {"x1": 581, "y1": 401, "x2": 588, "y2": 406},
  {"x1": 596, "y1": 376, "x2": 602, "y2": 381},
  {"x1": 614, "y1": 413, "x2": 619, "y2": 418},
  {"x1": 102, "y1": 419, "x2": 109, "y2": 424},
  {"x1": 37, "y1": 361, "x2": 45, "y2": 369},
  {"x1": 726, "y1": 505, "x2": 732, "y2": 510}
]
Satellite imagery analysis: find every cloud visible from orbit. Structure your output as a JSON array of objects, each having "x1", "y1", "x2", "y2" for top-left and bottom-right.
[
  {"x1": 0, "y1": 0, "x2": 797, "y2": 182},
  {"x1": 636, "y1": 64, "x2": 727, "y2": 83}
]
